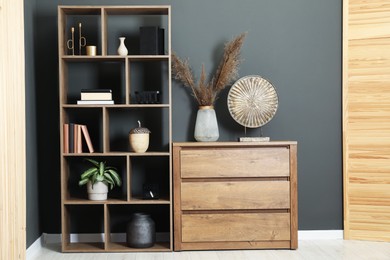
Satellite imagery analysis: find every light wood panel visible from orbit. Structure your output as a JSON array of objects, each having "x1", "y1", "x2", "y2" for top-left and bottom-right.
[
  {"x1": 180, "y1": 147, "x2": 290, "y2": 178},
  {"x1": 0, "y1": 0, "x2": 26, "y2": 259},
  {"x1": 181, "y1": 213, "x2": 290, "y2": 242},
  {"x1": 181, "y1": 181, "x2": 290, "y2": 210},
  {"x1": 343, "y1": 0, "x2": 390, "y2": 241}
]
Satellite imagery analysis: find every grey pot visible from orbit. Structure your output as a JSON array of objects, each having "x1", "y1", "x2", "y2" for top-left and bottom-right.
[{"x1": 126, "y1": 213, "x2": 155, "y2": 248}]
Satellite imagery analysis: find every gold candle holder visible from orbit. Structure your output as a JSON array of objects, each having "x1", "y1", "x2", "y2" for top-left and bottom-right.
[
  {"x1": 86, "y1": 45, "x2": 97, "y2": 56},
  {"x1": 78, "y1": 22, "x2": 86, "y2": 55},
  {"x1": 66, "y1": 27, "x2": 75, "y2": 55}
]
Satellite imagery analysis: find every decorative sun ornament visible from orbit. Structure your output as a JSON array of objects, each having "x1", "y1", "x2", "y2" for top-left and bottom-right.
[{"x1": 228, "y1": 75, "x2": 278, "y2": 128}]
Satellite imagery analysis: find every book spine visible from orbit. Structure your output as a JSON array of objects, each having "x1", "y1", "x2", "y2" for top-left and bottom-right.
[
  {"x1": 73, "y1": 124, "x2": 79, "y2": 153},
  {"x1": 63, "y1": 124, "x2": 69, "y2": 153},
  {"x1": 77, "y1": 100, "x2": 114, "y2": 105},
  {"x1": 69, "y1": 123, "x2": 74, "y2": 153},
  {"x1": 81, "y1": 125, "x2": 94, "y2": 153},
  {"x1": 76, "y1": 124, "x2": 82, "y2": 153},
  {"x1": 80, "y1": 92, "x2": 112, "y2": 100},
  {"x1": 81, "y1": 89, "x2": 112, "y2": 93}
]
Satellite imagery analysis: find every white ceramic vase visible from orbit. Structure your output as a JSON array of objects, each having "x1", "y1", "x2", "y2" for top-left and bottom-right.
[
  {"x1": 117, "y1": 37, "x2": 128, "y2": 56},
  {"x1": 194, "y1": 106, "x2": 219, "y2": 142},
  {"x1": 87, "y1": 181, "x2": 108, "y2": 200}
]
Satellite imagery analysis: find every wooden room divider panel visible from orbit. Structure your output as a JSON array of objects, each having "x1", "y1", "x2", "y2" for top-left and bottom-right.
[
  {"x1": 343, "y1": 0, "x2": 390, "y2": 241},
  {"x1": 0, "y1": 0, "x2": 26, "y2": 258}
]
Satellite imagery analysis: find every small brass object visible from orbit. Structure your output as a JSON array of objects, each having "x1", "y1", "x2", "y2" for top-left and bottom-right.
[
  {"x1": 86, "y1": 45, "x2": 97, "y2": 56},
  {"x1": 66, "y1": 27, "x2": 75, "y2": 55},
  {"x1": 78, "y1": 23, "x2": 86, "y2": 55}
]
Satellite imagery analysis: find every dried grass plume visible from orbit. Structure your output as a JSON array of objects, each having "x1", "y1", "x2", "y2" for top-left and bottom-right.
[{"x1": 172, "y1": 32, "x2": 247, "y2": 106}]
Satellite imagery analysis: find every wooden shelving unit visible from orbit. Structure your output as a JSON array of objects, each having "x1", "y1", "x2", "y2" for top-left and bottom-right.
[{"x1": 58, "y1": 5, "x2": 172, "y2": 252}]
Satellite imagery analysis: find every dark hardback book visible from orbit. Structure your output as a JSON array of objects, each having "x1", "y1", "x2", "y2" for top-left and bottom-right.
[
  {"x1": 69, "y1": 123, "x2": 74, "y2": 153},
  {"x1": 81, "y1": 89, "x2": 112, "y2": 93},
  {"x1": 139, "y1": 26, "x2": 164, "y2": 55}
]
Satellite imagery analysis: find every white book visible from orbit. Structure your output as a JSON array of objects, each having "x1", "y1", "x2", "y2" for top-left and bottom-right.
[
  {"x1": 81, "y1": 92, "x2": 112, "y2": 100},
  {"x1": 77, "y1": 100, "x2": 114, "y2": 105}
]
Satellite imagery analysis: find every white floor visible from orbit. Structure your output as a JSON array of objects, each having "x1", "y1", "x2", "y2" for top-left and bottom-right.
[{"x1": 28, "y1": 240, "x2": 390, "y2": 260}]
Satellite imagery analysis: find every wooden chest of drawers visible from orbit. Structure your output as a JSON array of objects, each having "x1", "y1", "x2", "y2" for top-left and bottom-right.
[{"x1": 173, "y1": 142, "x2": 297, "y2": 251}]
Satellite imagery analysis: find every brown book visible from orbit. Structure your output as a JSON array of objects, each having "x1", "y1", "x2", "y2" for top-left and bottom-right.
[
  {"x1": 77, "y1": 124, "x2": 82, "y2": 153},
  {"x1": 73, "y1": 124, "x2": 82, "y2": 153},
  {"x1": 81, "y1": 125, "x2": 94, "y2": 153},
  {"x1": 63, "y1": 124, "x2": 69, "y2": 153}
]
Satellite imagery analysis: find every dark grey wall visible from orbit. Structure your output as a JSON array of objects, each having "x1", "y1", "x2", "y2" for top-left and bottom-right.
[
  {"x1": 28, "y1": 0, "x2": 342, "y2": 236},
  {"x1": 25, "y1": 0, "x2": 42, "y2": 248}
]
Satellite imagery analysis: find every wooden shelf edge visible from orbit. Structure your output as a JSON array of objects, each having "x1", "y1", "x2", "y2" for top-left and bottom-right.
[
  {"x1": 62, "y1": 104, "x2": 170, "y2": 108},
  {"x1": 64, "y1": 197, "x2": 170, "y2": 205},
  {"x1": 61, "y1": 55, "x2": 169, "y2": 61},
  {"x1": 106, "y1": 242, "x2": 171, "y2": 252},
  {"x1": 63, "y1": 241, "x2": 171, "y2": 252},
  {"x1": 62, "y1": 152, "x2": 170, "y2": 156}
]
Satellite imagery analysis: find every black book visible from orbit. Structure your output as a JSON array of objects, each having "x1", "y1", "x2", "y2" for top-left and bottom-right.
[
  {"x1": 139, "y1": 27, "x2": 164, "y2": 55},
  {"x1": 69, "y1": 123, "x2": 74, "y2": 153},
  {"x1": 81, "y1": 89, "x2": 112, "y2": 93}
]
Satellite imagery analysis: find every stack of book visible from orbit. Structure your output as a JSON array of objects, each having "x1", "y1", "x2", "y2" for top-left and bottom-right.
[
  {"x1": 77, "y1": 89, "x2": 114, "y2": 105},
  {"x1": 63, "y1": 123, "x2": 94, "y2": 153}
]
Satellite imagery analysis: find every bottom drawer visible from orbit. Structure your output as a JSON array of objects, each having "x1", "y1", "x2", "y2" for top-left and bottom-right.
[{"x1": 182, "y1": 212, "x2": 290, "y2": 242}]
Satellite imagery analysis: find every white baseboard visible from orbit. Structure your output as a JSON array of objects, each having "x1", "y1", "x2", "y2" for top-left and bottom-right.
[{"x1": 298, "y1": 230, "x2": 343, "y2": 240}]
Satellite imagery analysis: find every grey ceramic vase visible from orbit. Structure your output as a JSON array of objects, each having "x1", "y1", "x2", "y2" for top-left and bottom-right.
[
  {"x1": 126, "y1": 213, "x2": 155, "y2": 248},
  {"x1": 194, "y1": 106, "x2": 219, "y2": 142}
]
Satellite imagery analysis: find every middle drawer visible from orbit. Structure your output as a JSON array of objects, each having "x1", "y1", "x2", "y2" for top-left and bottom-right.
[{"x1": 181, "y1": 181, "x2": 290, "y2": 210}]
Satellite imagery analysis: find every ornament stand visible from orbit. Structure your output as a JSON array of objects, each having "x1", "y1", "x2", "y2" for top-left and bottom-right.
[{"x1": 238, "y1": 127, "x2": 270, "y2": 142}]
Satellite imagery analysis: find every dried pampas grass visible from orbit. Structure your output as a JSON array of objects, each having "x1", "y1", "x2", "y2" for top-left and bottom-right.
[{"x1": 172, "y1": 32, "x2": 247, "y2": 106}]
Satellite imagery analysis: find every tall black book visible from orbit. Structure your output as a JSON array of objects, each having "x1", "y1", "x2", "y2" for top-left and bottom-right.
[
  {"x1": 69, "y1": 123, "x2": 74, "y2": 153},
  {"x1": 139, "y1": 27, "x2": 164, "y2": 55}
]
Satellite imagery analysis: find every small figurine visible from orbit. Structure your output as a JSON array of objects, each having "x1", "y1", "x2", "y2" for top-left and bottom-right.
[{"x1": 129, "y1": 121, "x2": 151, "y2": 153}]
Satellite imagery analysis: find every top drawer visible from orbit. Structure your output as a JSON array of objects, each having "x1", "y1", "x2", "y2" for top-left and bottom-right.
[{"x1": 180, "y1": 147, "x2": 290, "y2": 178}]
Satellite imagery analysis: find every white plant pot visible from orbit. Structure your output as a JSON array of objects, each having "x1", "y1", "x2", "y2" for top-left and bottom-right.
[{"x1": 87, "y1": 181, "x2": 108, "y2": 201}]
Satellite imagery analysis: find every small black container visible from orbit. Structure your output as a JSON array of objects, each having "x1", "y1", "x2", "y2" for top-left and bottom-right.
[{"x1": 126, "y1": 213, "x2": 156, "y2": 248}]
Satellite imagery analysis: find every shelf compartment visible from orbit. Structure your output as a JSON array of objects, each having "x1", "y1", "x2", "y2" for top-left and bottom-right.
[
  {"x1": 64, "y1": 156, "x2": 128, "y2": 201},
  {"x1": 105, "y1": 13, "x2": 168, "y2": 56},
  {"x1": 62, "y1": 60, "x2": 126, "y2": 104},
  {"x1": 61, "y1": 13, "x2": 102, "y2": 56},
  {"x1": 130, "y1": 156, "x2": 170, "y2": 201},
  {"x1": 129, "y1": 60, "x2": 169, "y2": 104},
  {"x1": 62, "y1": 108, "x2": 103, "y2": 153},
  {"x1": 62, "y1": 205, "x2": 105, "y2": 252},
  {"x1": 106, "y1": 204, "x2": 171, "y2": 250},
  {"x1": 106, "y1": 107, "x2": 170, "y2": 152}
]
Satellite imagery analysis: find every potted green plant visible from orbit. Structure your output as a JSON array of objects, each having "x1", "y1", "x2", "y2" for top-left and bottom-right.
[{"x1": 78, "y1": 158, "x2": 122, "y2": 201}]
